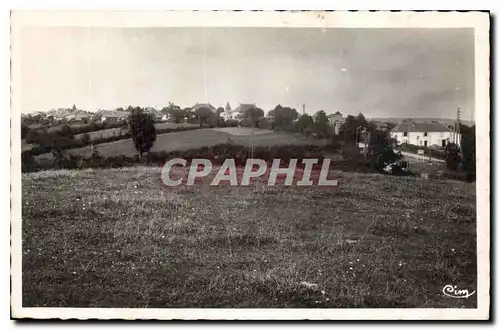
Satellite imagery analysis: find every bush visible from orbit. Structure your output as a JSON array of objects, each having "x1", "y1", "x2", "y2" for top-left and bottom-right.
[
  {"x1": 22, "y1": 143, "x2": 340, "y2": 172},
  {"x1": 225, "y1": 119, "x2": 238, "y2": 127},
  {"x1": 21, "y1": 150, "x2": 36, "y2": 172},
  {"x1": 239, "y1": 118, "x2": 254, "y2": 128}
]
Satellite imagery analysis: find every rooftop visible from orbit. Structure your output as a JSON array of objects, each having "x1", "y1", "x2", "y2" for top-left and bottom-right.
[
  {"x1": 98, "y1": 110, "x2": 129, "y2": 118},
  {"x1": 392, "y1": 120, "x2": 453, "y2": 133}
]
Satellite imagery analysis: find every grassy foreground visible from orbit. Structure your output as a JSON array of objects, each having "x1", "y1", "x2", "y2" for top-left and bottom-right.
[{"x1": 21, "y1": 167, "x2": 476, "y2": 308}]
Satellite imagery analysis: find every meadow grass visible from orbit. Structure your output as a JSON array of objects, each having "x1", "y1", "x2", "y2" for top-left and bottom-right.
[
  {"x1": 21, "y1": 167, "x2": 476, "y2": 308},
  {"x1": 62, "y1": 128, "x2": 327, "y2": 158}
]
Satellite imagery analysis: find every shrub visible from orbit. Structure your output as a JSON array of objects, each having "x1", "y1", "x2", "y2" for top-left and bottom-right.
[
  {"x1": 21, "y1": 150, "x2": 36, "y2": 172},
  {"x1": 258, "y1": 118, "x2": 270, "y2": 129},
  {"x1": 225, "y1": 119, "x2": 238, "y2": 127}
]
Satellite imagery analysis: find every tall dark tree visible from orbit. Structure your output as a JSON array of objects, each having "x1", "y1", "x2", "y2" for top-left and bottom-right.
[
  {"x1": 445, "y1": 143, "x2": 461, "y2": 171},
  {"x1": 271, "y1": 105, "x2": 299, "y2": 128},
  {"x1": 295, "y1": 114, "x2": 314, "y2": 135},
  {"x1": 460, "y1": 125, "x2": 476, "y2": 181},
  {"x1": 340, "y1": 113, "x2": 369, "y2": 143},
  {"x1": 128, "y1": 107, "x2": 157, "y2": 159},
  {"x1": 367, "y1": 130, "x2": 399, "y2": 168},
  {"x1": 313, "y1": 110, "x2": 330, "y2": 138}
]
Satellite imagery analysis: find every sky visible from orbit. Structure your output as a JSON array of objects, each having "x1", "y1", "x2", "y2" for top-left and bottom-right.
[{"x1": 19, "y1": 27, "x2": 475, "y2": 120}]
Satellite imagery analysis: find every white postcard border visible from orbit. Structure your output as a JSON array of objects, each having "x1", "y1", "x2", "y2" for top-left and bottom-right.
[{"x1": 10, "y1": 10, "x2": 490, "y2": 320}]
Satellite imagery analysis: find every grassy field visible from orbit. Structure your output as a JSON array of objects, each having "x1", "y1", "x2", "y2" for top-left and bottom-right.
[
  {"x1": 21, "y1": 166, "x2": 476, "y2": 308},
  {"x1": 62, "y1": 128, "x2": 327, "y2": 159}
]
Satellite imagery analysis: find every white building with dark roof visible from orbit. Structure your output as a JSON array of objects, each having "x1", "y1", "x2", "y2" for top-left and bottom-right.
[
  {"x1": 223, "y1": 103, "x2": 257, "y2": 120},
  {"x1": 390, "y1": 119, "x2": 461, "y2": 147},
  {"x1": 98, "y1": 110, "x2": 129, "y2": 123}
]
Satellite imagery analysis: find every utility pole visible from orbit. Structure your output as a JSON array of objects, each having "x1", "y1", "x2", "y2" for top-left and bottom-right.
[
  {"x1": 364, "y1": 129, "x2": 370, "y2": 162},
  {"x1": 456, "y1": 107, "x2": 461, "y2": 146}
]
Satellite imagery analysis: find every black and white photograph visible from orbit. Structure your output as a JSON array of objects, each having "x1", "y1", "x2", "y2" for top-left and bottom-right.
[{"x1": 10, "y1": 10, "x2": 490, "y2": 320}]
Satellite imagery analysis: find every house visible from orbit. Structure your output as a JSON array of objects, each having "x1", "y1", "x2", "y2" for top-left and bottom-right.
[
  {"x1": 222, "y1": 103, "x2": 258, "y2": 121},
  {"x1": 390, "y1": 119, "x2": 461, "y2": 147},
  {"x1": 222, "y1": 102, "x2": 234, "y2": 120},
  {"x1": 233, "y1": 103, "x2": 257, "y2": 120},
  {"x1": 98, "y1": 110, "x2": 129, "y2": 124},
  {"x1": 64, "y1": 110, "x2": 91, "y2": 123},
  {"x1": 327, "y1": 111, "x2": 344, "y2": 135}
]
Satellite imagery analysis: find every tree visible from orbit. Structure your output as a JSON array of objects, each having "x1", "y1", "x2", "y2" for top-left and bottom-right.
[
  {"x1": 295, "y1": 114, "x2": 314, "y2": 135},
  {"x1": 340, "y1": 113, "x2": 369, "y2": 143},
  {"x1": 51, "y1": 147, "x2": 66, "y2": 169},
  {"x1": 244, "y1": 107, "x2": 265, "y2": 128},
  {"x1": 167, "y1": 108, "x2": 187, "y2": 123},
  {"x1": 90, "y1": 144, "x2": 101, "y2": 162},
  {"x1": 259, "y1": 118, "x2": 270, "y2": 129},
  {"x1": 313, "y1": 111, "x2": 330, "y2": 138},
  {"x1": 216, "y1": 107, "x2": 225, "y2": 116},
  {"x1": 128, "y1": 108, "x2": 157, "y2": 159},
  {"x1": 271, "y1": 104, "x2": 299, "y2": 128},
  {"x1": 72, "y1": 104, "x2": 77, "y2": 112},
  {"x1": 194, "y1": 107, "x2": 214, "y2": 127},
  {"x1": 445, "y1": 143, "x2": 461, "y2": 171},
  {"x1": 367, "y1": 130, "x2": 399, "y2": 169},
  {"x1": 460, "y1": 125, "x2": 476, "y2": 181}
]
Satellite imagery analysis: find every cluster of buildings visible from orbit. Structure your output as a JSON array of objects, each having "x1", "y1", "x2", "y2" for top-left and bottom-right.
[
  {"x1": 326, "y1": 112, "x2": 461, "y2": 148},
  {"x1": 30, "y1": 103, "x2": 463, "y2": 148}
]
